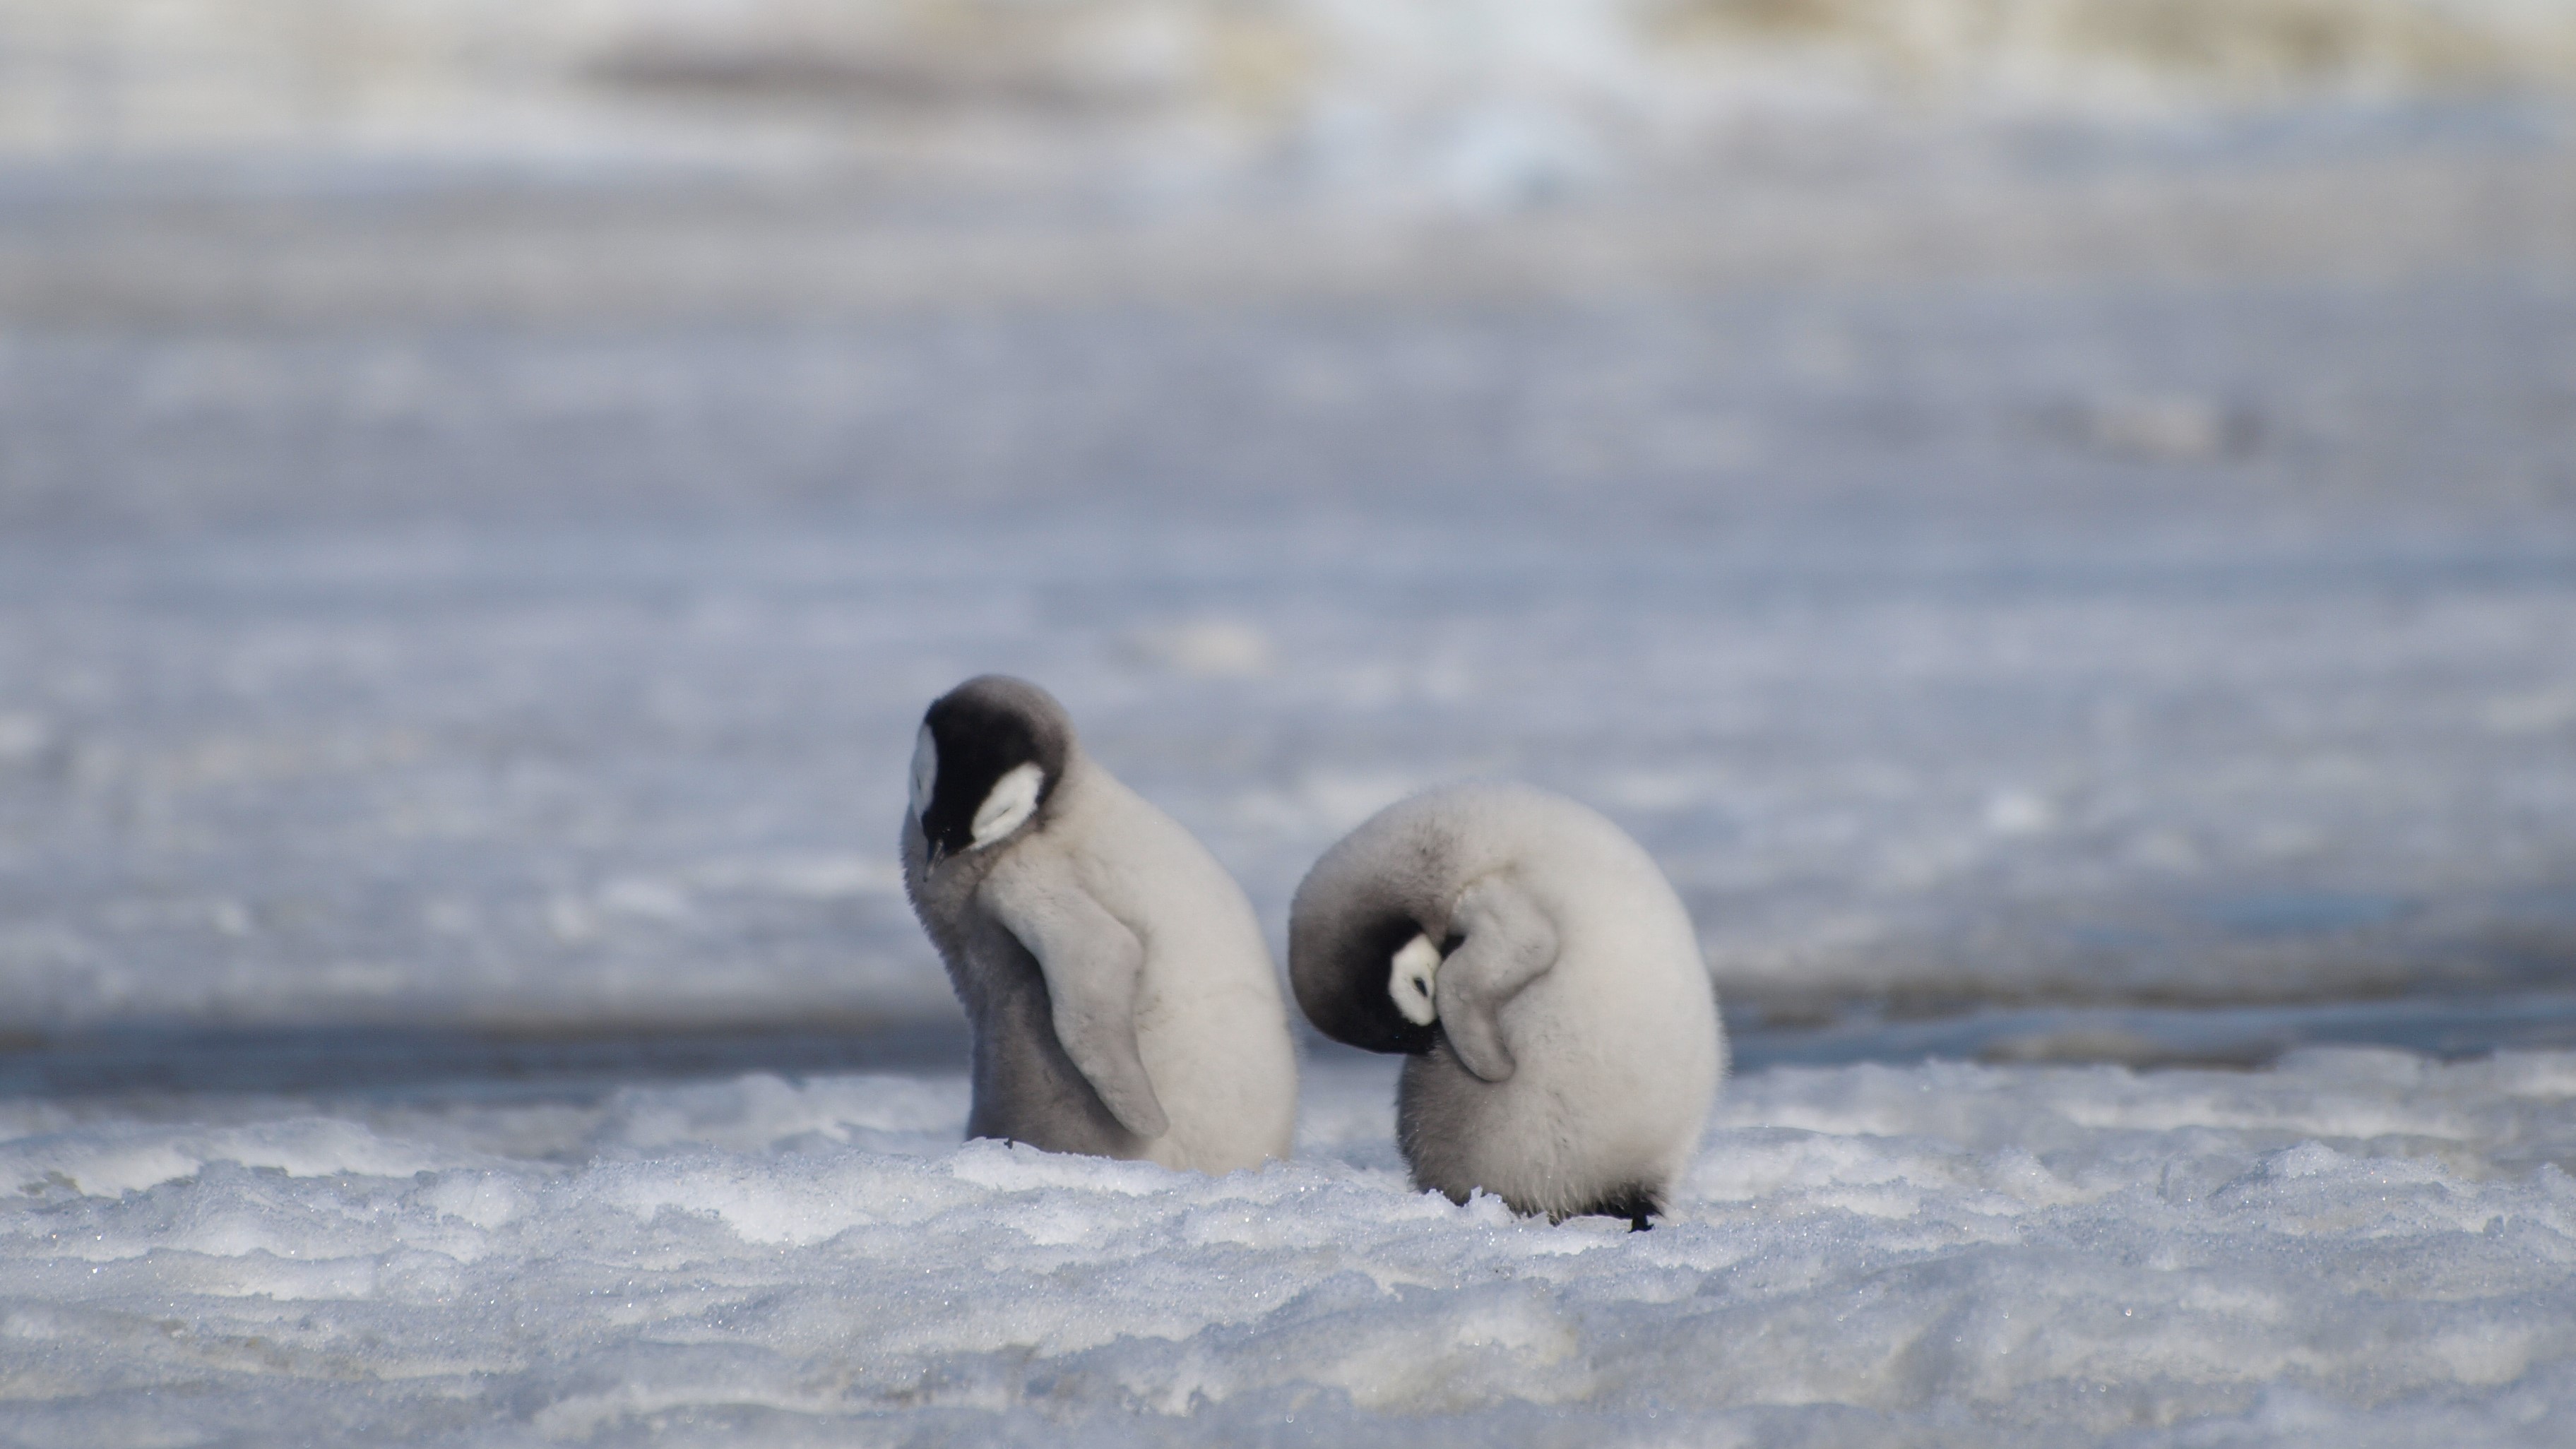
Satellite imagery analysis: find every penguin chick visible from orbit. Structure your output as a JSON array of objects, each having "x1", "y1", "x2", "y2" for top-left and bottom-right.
[
  {"x1": 1289, "y1": 782, "x2": 1724, "y2": 1227},
  {"x1": 901, "y1": 674, "x2": 1297, "y2": 1174}
]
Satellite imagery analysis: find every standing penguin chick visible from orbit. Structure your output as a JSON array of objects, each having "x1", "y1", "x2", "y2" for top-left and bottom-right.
[
  {"x1": 902, "y1": 675, "x2": 1296, "y2": 1174},
  {"x1": 1290, "y1": 782, "x2": 1724, "y2": 1227}
]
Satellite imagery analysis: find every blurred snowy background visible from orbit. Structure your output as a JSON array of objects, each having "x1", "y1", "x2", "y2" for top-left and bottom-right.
[
  {"x1": 4, "y1": 0, "x2": 2571, "y2": 1069},
  {"x1": 2, "y1": 4, "x2": 2576, "y2": 1441}
]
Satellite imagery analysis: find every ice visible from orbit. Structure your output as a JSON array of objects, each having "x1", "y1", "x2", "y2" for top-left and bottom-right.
[
  {"x1": 0, "y1": 1052, "x2": 2569, "y2": 1443},
  {"x1": 8, "y1": 400, "x2": 2572, "y2": 1033},
  {"x1": 2, "y1": 275, "x2": 2572, "y2": 1199}
]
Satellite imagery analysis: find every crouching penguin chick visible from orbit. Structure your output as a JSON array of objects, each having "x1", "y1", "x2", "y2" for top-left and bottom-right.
[
  {"x1": 1290, "y1": 782, "x2": 1724, "y2": 1227},
  {"x1": 901, "y1": 674, "x2": 1297, "y2": 1174}
]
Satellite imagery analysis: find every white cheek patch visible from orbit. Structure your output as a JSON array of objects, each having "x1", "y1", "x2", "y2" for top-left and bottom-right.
[
  {"x1": 1389, "y1": 932, "x2": 1442, "y2": 1027},
  {"x1": 909, "y1": 725, "x2": 938, "y2": 822},
  {"x1": 969, "y1": 762, "x2": 1045, "y2": 848}
]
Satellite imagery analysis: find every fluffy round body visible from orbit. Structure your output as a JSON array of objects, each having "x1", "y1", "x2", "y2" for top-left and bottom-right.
[
  {"x1": 1290, "y1": 782, "x2": 1724, "y2": 1221},
  {"x1": 903, "y1": 681, "x2": 1296, "y2": 1176}
]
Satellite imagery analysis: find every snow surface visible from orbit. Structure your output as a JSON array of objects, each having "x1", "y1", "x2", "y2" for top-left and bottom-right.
[{"x1": 3, "y1": 1050, "x2": 2574, "y2": 1444}]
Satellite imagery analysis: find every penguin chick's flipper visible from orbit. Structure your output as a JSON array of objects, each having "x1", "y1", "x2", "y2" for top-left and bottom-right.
[
  {"x1": 982, "y1": 855, "x2": 1170, "y2": 1140},
  {"x1": 1434, "y1": 875, "x2": 1560, "y2": 1084}
]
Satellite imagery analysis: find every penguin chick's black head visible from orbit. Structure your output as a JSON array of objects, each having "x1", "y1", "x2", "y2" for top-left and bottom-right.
[
  {"x1": 912, "y1": 675, "x2": 1074, "y2": 865},
  {"x1": 1290, "y1": 907, "x2": 1444, "y2": 1056}
]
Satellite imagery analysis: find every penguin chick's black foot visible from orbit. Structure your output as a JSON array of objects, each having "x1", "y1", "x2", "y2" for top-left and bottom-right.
[{"x1": 1569, "y1": 1184, "x2": 1661, "y2": 1233}]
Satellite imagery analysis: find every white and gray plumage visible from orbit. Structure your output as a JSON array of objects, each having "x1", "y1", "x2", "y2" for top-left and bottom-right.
[
  {"x1": 901, "y1": 674, "x2": 1297, "y2": 1174},
  {"x1": 1289, "y1": 782, "x2": 1725, "y2": 1227}
]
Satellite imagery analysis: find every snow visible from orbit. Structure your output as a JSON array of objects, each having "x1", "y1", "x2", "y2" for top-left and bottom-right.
[{"x1": 1, "y1": 1050, "x2": 2572, "y2": 1443}]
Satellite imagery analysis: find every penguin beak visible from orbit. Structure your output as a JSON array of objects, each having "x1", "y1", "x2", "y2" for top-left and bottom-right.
[{"x1": 925, "y1": 836, "x2": 950, "y2": 868}]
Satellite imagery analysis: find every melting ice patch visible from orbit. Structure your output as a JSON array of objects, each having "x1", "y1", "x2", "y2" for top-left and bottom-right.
[{"x1": 0, "y1": 1051, "x2": 2571, "y2": 1443}]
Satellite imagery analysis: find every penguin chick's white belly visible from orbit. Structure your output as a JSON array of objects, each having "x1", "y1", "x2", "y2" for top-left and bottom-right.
[{"x1": 1026, "y1": 768, "x2": 1299, "y2": 1175}]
